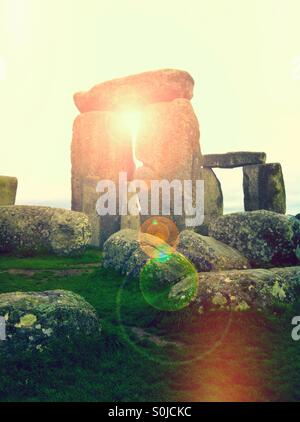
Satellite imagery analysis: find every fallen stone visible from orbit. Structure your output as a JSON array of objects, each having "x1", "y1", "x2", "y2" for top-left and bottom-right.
[
  {"x1": 289, "y1": 215, "x2": 300, "y2": 259},
  {"x1": 197, "y1": 266, "x2": 300, "y2": 312},
  {"x1": 0, "y1": 176, "x2": 18, "y2": 205},
  {"x1": 102, "y1": 229, "x2": 173, "y2": 278},
  {"x1": 0, "y1": 206, "x2": 91, "y2": 257},
  {"x1": 177, "y1": 230, "x2": 249, "y2": 272},
  {"x1": 0, "y1": 290, "x2": 100, "y2": 362},
  {"x1": 208, "y1": 210, "x2": 300, "y2": 267},
  {"x1": 74, "y1": 69, "x2": 194, "y2": 113},
  {"x1": 243, "y1": 163, "x2": 286, "y2": 214},
  {"x1": 140, "y1": 252, "x2": 198, "y2": 311},
  {"x1": 203, "y1": 152, "x2": 266, "y2": 168}
]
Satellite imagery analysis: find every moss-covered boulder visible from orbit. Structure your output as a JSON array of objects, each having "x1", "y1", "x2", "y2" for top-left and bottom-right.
[
  {"x1": 197, "y1": 266, "x2": 300, "y2": 312},
  {"x1": 103, "y1": 229, "x2": 173, "y2": 278},
  {"x1": 208, "y1": 210, "x2": 300, "y2": 267},
  {"x1": 0, "y1": 290, "x2": 100, "y2": 363},
  {"x1": 0, "y1": 176, "x2": 17, "y2": 205},
  {"x1": 140, "y1": 253, "x2": 198, "y2": 311},
  {"x1": 177, "y1": 230, "x2": 249, "y2": 272},
  {"x1": 0, "y1": 205, "x2": 91, "y2": 257}
]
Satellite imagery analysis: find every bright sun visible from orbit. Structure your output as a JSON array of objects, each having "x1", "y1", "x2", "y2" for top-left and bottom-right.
[
  {"x1": 121, "y1": 111, "x2": 143, "y2": 168},
  {"x1": 121, "y1": 111, "x2": 141, "y2": 139}
]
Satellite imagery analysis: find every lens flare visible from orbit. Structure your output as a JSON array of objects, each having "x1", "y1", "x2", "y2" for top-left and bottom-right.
[
  {"x1": 139, "y1": 216, "x2": 179, "y2": 253},
  {"x1": 140, "y1": 253, "x2": 198, "y2": 312}
]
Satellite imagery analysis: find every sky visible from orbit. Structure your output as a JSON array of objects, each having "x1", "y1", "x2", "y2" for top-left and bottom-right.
[{"x1": 0, "y1": 0, "x2": 299, "y2": 213}]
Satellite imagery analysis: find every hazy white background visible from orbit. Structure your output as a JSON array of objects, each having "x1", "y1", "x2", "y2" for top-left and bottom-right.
[{"x1": 0, "y1": 0, "x2": 299, "y2": 213}]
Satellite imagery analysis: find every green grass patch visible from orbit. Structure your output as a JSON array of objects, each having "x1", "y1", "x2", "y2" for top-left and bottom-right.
[
  {"x1": 0, "y1": 249, "x2": 300, "y2": 402},
  {"x1": 0, "y1": 248, "x2": 102, "y2": 270}
]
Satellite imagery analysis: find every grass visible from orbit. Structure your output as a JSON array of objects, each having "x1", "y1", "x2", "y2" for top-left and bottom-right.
[{"x1": 0, "y1": 249, "x2": 300, "y2": 402}]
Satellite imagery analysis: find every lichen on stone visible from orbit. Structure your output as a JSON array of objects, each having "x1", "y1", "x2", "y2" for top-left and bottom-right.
[
  {"x1": 212, "y1": 293, "x2": 227, "y2": 306},
  {"x1": 15, "y1": 313, "x2": 37, "y2": 328}
]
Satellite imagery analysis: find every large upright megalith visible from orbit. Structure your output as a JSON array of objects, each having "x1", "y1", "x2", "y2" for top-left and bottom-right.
[
  {"x1": 71, "y1": 110, "x2": 135, "y2": 246},
  {"x1": 134, "y1": 98, "x2": 202, "y2": 230},
  {"x1": 0, "y1": 176, "x2": 18, "y2": 205},
  {"x1": 243, "y1": 163, "x2": 286, "y2": 214},
  {"x1": 194, "y1": 167, "x2": 223, "y2": 234}
]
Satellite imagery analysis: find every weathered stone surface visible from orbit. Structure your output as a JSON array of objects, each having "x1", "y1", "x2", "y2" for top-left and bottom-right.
[
  {"x1": 243, "y1": 163, "x2": 286, "y2": 214},
  {"x1": 103, "y1": 227, "x2": 249, "y2": 278},
  {"x1": 71, "y1": 110, "x2": 134, "y2": 213},
  {"x1": 203, "y1": 152, "x2": 266, "y2": 168},
  {"x1": 121, "y1": 214, "x2": 140, "y2": 231},
  {"x1": 82, "y1": 176, "x2": 101, "y2": 246},
  {"x1": 177, "y1": 230, "x2": 249, "y2": 272},
  {"x1": 140, "y1": 253, "x2": 198, "y2": 311},
  {"x1": 194, "y1": 167, "x2": 223, "y2": 234},
  {"x1": 134, "y1": 99, "x2": 202, "y2": 231},
  {"x1": 289, "y1": 215, "x2": 300, "y2": 259},
  {"x1": 197, "y1": 266, "x2": 300, "y2": 312},
  {"x1": 208, "y1": 210, "x2": 300, "y2": 267},
  {"x1": 0, "y1": 206, "x2": 91, "y2": 257},
  {"x1": 81, "y1": 176, "x2": 121, "y2": 247},
  {"x1": 135, "y1": 99, "x2": 201, "y2": 181},
  {"x1": 103, "y1": 229, "x2": 173, "y2": 278},
  {"x1": 0, "y1": 176, "x2": 17, "y2": 205},
  {"x1": 74, "y1": 69, "x2": 194, "y2": 113},
  {"x1": 0, "y1": 290, "x2": 100, "y2": 362},
  {"x1": 120, "y1": 192, "x2": 140, "y2": 230}
]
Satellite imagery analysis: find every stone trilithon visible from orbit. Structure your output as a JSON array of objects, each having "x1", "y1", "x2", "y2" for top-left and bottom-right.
[{"x1": 71, "y1": 69, "x2": 204, "y2": 246}]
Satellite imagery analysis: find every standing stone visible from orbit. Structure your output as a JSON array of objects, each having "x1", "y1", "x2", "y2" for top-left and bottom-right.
[
  {"x1": 0, "y1": 176, "x2": 18, "y2": 205},
  {"x1": 135, "y1": 99, "x2": 201, "y2": 181},
  {"x1": 82, "y1": 176, "x2": 121, "y2": 247},
  {"x1": 74, "y1": 69, "x2": 194, "y2": 113},
  {"x1": 243, "y1": 163, "x2": 286, "y2": 214},
  {"x1": 120, "y1": 192, "x2": 140, "y2": 230},
  {"x1": 195, "y1": 167, "x2": 223, "y2": 234},
  {"x1": 82, "y1": 176, "x2": 101, "y2": 246},
  {"x1": 134, "y1": 98, "x2": 202, "y2": 231},
  {"x1": 71, "y1": 111, "x2": 135, "y2": 246},
  {"x1": 71, "y1": 111, "x2": 134, "y2": 212}
]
